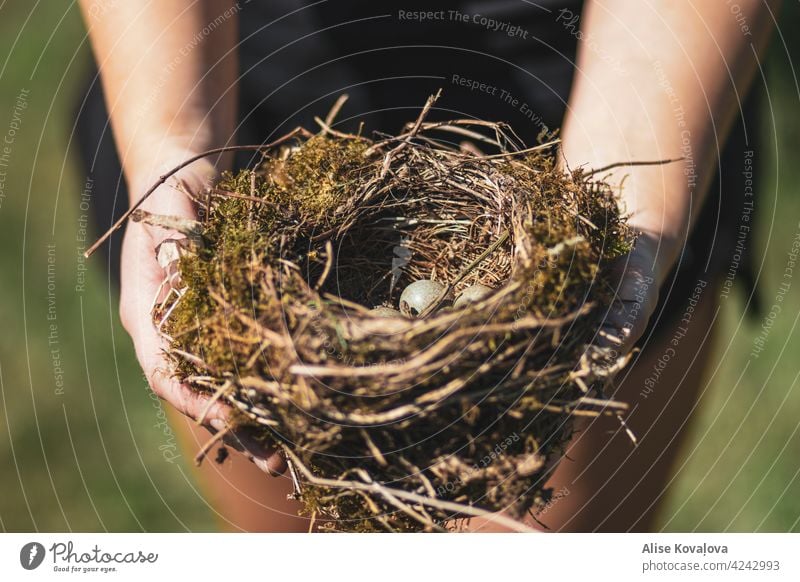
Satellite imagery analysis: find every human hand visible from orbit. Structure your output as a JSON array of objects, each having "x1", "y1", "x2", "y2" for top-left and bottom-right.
[
  {"x1": 596, "y1": 229, "x2": 668, "y2": 359},
  {"x1": 118, "y1": 154, "x2": 285, "y2": 474}
]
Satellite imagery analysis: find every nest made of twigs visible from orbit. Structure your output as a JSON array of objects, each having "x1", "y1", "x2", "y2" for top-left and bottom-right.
[{"x1": 143, "y1": 94, "x2": 633, "y2": 532}]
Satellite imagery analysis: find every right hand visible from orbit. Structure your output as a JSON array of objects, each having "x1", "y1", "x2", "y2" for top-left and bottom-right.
[{"x1": 118, "y1": 153, "x2": 286, "y2": 474}]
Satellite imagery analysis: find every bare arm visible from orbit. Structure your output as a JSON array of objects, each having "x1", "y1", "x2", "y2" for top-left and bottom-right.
[
  {"x1": 561, "y1": 0, "x2": 777, "y2": 350},
  {"x1": 79, "y1": 0, "x2": 238, "y2": 185},
  {"x1": 79, "y1": 1, "x2": 280, "y2": 471}
]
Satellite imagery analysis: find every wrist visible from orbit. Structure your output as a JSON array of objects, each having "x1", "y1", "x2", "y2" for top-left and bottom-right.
[{"x1": 126, "y1": 143, "x2": 221, "y2": 208}]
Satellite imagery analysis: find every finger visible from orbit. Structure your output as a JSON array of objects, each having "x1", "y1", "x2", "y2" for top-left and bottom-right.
[
  {"x1": 253, "y1": 456, "x2": 289, "y2": 476},
  {"x1": 199, "y1": 421, "x2": 286, "y2": 474},
  {"x1": 150, "y1": 370, "x2": 282, "y2": 465},
  {"x1": 596, "y1": 299, "x2": 649, "y2": 356},
  {"x1": 224, "y1": 431, "x2": 288, "y2": 476},
  {"x1": 130, "y1": 162, "x2": 216, "y2": 254},
  {"x1": 594, "y1": 259, "x2": 658, "y2": 354},
  {"x1": 597, "y1": 284, "x2": 657, "y2": 353},
  {"x1": 148, "y1": 366, "x2": 232, "y2": 423},
  {"x1": 138, "y1": 186, "x2": 200, "y2": 249}
]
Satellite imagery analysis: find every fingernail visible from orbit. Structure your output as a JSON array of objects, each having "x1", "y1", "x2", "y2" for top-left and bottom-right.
[
  {"x1": 209, "y1": 419, "x2": 226, "y2": 432},
  {"x1": 253, "y1": 458, "x2": 271, "y2": 473}
]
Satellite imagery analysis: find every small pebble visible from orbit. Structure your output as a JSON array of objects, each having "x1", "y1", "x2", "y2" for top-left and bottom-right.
[
  {"x1": 454, "y1": 283, "x2": 494, "y2": 309},
  {"x1": 399, "y1": 279, "x2": 446, "y2": 316}
]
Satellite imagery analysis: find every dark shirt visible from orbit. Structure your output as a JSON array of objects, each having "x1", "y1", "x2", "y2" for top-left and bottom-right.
[{"x1": 75, "y1": 0, "x2": 760, "y2": 328}]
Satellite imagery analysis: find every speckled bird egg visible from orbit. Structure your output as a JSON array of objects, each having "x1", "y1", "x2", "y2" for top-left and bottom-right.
[
  {"x1": 454, "y1": 283, "x2": 494, "y2": 309},
  {"x1": 399, "y1": 280, "x2": 446, "y2": 316},
  {"x1": 370, "y1": 306, "x2": 402, "y2": 318}
]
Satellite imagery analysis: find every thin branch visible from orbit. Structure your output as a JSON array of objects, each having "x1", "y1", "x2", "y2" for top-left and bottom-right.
[
  {"x1": 324, "y1": 94, "x2": 349, "y2": 128},
  {"x1": 585, "y1": 157, "x2": 683, "y2": 177},
  {"x1": 282, "y1": 448, "x2": 536, "y2": 533},
  {"x1": 418, "y1": 229, "x2": 510, "y2": 318},
  {"x1": 84, "y1": 129, "x2": 313, "y2": 258}
]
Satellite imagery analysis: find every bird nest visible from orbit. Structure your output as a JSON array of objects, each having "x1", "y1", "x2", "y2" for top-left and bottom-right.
[{"x1": 128, "y1": 95, "x2": 634, "y2": 532}]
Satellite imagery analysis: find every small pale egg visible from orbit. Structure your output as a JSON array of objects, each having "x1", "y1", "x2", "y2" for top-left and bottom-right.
[
  {"x1": 370, "y1": 306, "x2": 402, "y2": 318},
  {"x1": 399, "y1": 280, "x2": 446, "y2": 316},
  {"x1": 454, "y1": 283, "x2": 494, "y2": 309}
]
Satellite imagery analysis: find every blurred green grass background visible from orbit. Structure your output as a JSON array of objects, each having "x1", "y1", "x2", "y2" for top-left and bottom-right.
[{"x1": 0, "y1": 2, "x2": 798, "y2": 532}]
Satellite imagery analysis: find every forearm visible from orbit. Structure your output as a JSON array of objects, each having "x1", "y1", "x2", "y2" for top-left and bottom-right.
[
  {"x1": 561, "y1": 0, "x2": 776, "y2": 275},
  {"x1": 79, "y1": 0, "x2": 239, "y2": 201}
]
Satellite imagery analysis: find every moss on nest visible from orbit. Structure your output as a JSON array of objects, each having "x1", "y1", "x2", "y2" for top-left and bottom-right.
[{"x1": 153, "y1": 98, "x2": 632, "y2": 532}]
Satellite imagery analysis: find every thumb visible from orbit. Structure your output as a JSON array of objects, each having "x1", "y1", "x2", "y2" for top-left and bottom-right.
[{"x1": 595, "y1": 243, "x2": 660, "y2": 357}]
